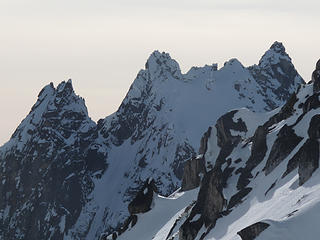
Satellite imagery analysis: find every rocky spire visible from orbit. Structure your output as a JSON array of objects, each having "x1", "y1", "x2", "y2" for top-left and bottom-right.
[
  {"x1": 249, "y1": 41, "x2": 304, "y2": 108},
  {"x1": 258, "y1": 41, "x2": 289, "y2": 67},
  {"x1": 3, "y1": 79, "x2": 93, "y2": 153}
]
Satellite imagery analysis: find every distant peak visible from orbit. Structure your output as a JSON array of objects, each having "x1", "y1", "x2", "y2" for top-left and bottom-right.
[
  {"x1": 145, "y1": 50, "x2": 175, "y2": 68},
  {"x1": 145, "y1": 50, "x2": 181, "y2": 79},
  {"x1": 223, "y1": 58, "x2": 244, "y2": 68},
  {"x1": 56, "y1": 79, "x2": 74, "y2": 96},
  {"x1": 269, "y1": 41, "x2": 286, "y2": 54},
  {"x1": 258, "y1": 41, "x2": 291, "y2": 67}
]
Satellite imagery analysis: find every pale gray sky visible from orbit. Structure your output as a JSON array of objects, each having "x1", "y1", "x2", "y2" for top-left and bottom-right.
[{"x1": 0, "y1": 0, "x2": 319, "y2": 145}]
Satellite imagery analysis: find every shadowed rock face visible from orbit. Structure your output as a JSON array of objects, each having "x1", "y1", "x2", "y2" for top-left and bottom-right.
[
  {"x1": 237, "y1": 126, "x2": 268, "y2": 190},
  {"x1": 0, "y1": 80, "x2": 101, "y2": 240},
  {"x1": 181, "y1": 157, "x2": 205, "y2": 191},
  {"x1": 179, "y1": 170, "x2": 225, "y2": 240},
  {"x1": 180, "y1": 127, "x2": 211, "y2": 191},
  {"x1": 264, "y1": 124, "x2": 303, "y2": 175},
  {"x1": 237, "y1": 222, "x2": 270, "y2": 240},
  {"x1": 297, "y1": 116, "x2": 320, "y2": 185},
  {"x1": 313, "y1": 59, "x2": 320, "y2": 93},
  {"x1": 128, "y1": 179, "x2": 157, "y2": 215},
  {"x1": 308, "y1": 114, "x2": 320, "y2": 139},
  {"x1": 215, "y1": 111, "x2": 247, "y2": 149},
  {"x1": 199, "y1": 127, "x2": 212, "y2": 155},
  {"x1": 298, "y1": 139, "x2": 319, "y2": 185},
  {"x1": 283, "y1": 114, "x2": 320, "y2": 183},
  {"x1": 303, "y1": 93, "x2": 320, "y2": 113}
]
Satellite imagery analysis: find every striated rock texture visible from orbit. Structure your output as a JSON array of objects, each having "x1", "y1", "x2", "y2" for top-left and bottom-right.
[{"x1": 237, "y1": 222, "x2": 270, "y2": 240}]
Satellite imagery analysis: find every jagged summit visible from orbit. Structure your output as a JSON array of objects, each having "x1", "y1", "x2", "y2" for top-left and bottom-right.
[
  {"x1": 145, "y1": 50, "x2": 182, "y2": 80},
  {"x1": 270, "y1": 41, "x2": 286, "y2": 53},
  {"x1": 258, "y1": 41, "x2": 291, "y2": 67},
  {"x1": 249, "y1": 41, "x2": 304, "y2": 107},
  {"x1": 2, "y1": 79, "x2": 92, "y2": 153},
  {"x1": 115, "y1": 60, "x2": 320, "y2": 240}
]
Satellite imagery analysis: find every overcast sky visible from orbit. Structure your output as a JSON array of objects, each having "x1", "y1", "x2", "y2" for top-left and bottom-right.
[{"x1": 0, "y1": 0, "x2": 319, "y2": 145}]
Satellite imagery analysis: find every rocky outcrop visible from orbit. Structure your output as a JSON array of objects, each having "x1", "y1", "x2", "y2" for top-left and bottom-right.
[
  {"x1": 264, "y1": 124, "x2": 303, "y2": 175},
  {"x1": 312, "y1": 59, "x2": 320, "y2": 93},
  {"x1": 283, "y1": 114, "x2": 320, "y2": 183},
  {"x1": 199, "y1": 127, "x2": 212, "y2": 155},
  {"x1": 264, "y1": 92, "x2": 298, "y2": 128},
  {"x1": 237, "y1": 126, "x2": 268, "y2": 190},
  {"x1": 237, "y1": 222, "x2": 270, "y2": 240},
  {"x1": 181, "y1": 157, "x2": 206, "y2": 191},
  {"x1": 215, "y1": 111, "x2": 247, "y2": 170},
  {"x1": 128, "y1": 179, "x2": 157, "y2": 215},
  {"x1": 298, "y1": 139, "x2": 319, "y2": 185},
  {"x1": 302, "y1": 93, "x2": 320, "y2": 113},
  {"x1": 180, "y1": 127, "x2": 212, "y2": 191},
  {"x1": 298, "y1": 115, "x2": 320, "y2": 185},
  {"x1": 308, "y1": 114, "x2": 320, "y2": 139},
  {"x1": 179, "y1": 169, "x2": 225, "y2": 240},
  {"x1": 215, "y1": 111, "x2": 247, "y2": 149}
]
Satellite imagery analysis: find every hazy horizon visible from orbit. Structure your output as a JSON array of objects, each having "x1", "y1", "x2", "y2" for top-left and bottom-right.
[{"x1": 1, "y1": 0, "x2": 319, "y2": 145}]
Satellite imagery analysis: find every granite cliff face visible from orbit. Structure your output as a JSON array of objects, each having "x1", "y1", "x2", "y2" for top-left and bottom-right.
[{"x1": 0, "y1": 42, "x2": 304, "y2": 239}]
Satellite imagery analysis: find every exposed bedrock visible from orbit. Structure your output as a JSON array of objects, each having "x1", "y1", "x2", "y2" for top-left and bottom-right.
[
  {"x1": 312, "y1": 59, "x2": 320, "y2": 93},
  {"x1": 181, "y1": 157, "x2": 206, "y2": 191},
  {"x1": 179, "y1": 170, "x2": 225, "y2": 240},
  {"x1": 264, "y1": 124, "x2": 303, "y2": 175},
  {"x1": 237, "y1": 126, "x2": 268, "y2": 190},
  {"x1": 128, "y1": 178, "x2": 158, "y2": 215},
  {"x1": 237, "y1": 222, "x2": 270, "y2": 240}
]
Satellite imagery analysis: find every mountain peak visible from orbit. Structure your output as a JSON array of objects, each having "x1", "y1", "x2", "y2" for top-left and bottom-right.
[
  {"x1": 258, "y1": 41, "x2": 291, "y2": 68},
  {"x1": 270, "y1": 41, "x2": 286, "y2": 54},
  {"x1": 145, "y1": 50, "x2": 182, "y2": 79},
  {"x1": 56, "y1": 79, "x2": 74, "y2": 96},
  {"x1": 223, "y1": 58, "x2": 244, "y2": 69}
]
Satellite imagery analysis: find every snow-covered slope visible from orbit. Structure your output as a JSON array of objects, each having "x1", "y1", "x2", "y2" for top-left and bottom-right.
[
  {"x1": 75, "y1": 41, "x2": 303, "y2": 238},
  {"x1": 116, "y1": 62, "x2": 320, "y2": 240},
  {"x1": 0, "y1": 42, "x2": 304, "y2": 239}
]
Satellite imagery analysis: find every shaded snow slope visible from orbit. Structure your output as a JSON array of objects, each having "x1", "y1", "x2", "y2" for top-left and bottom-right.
[
  {"x1": 78, "y1": 42, "x2": 303, "y2": 238},
  {"x1": 118, "y1": 79, "x2": 320, "y2": 240}
]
